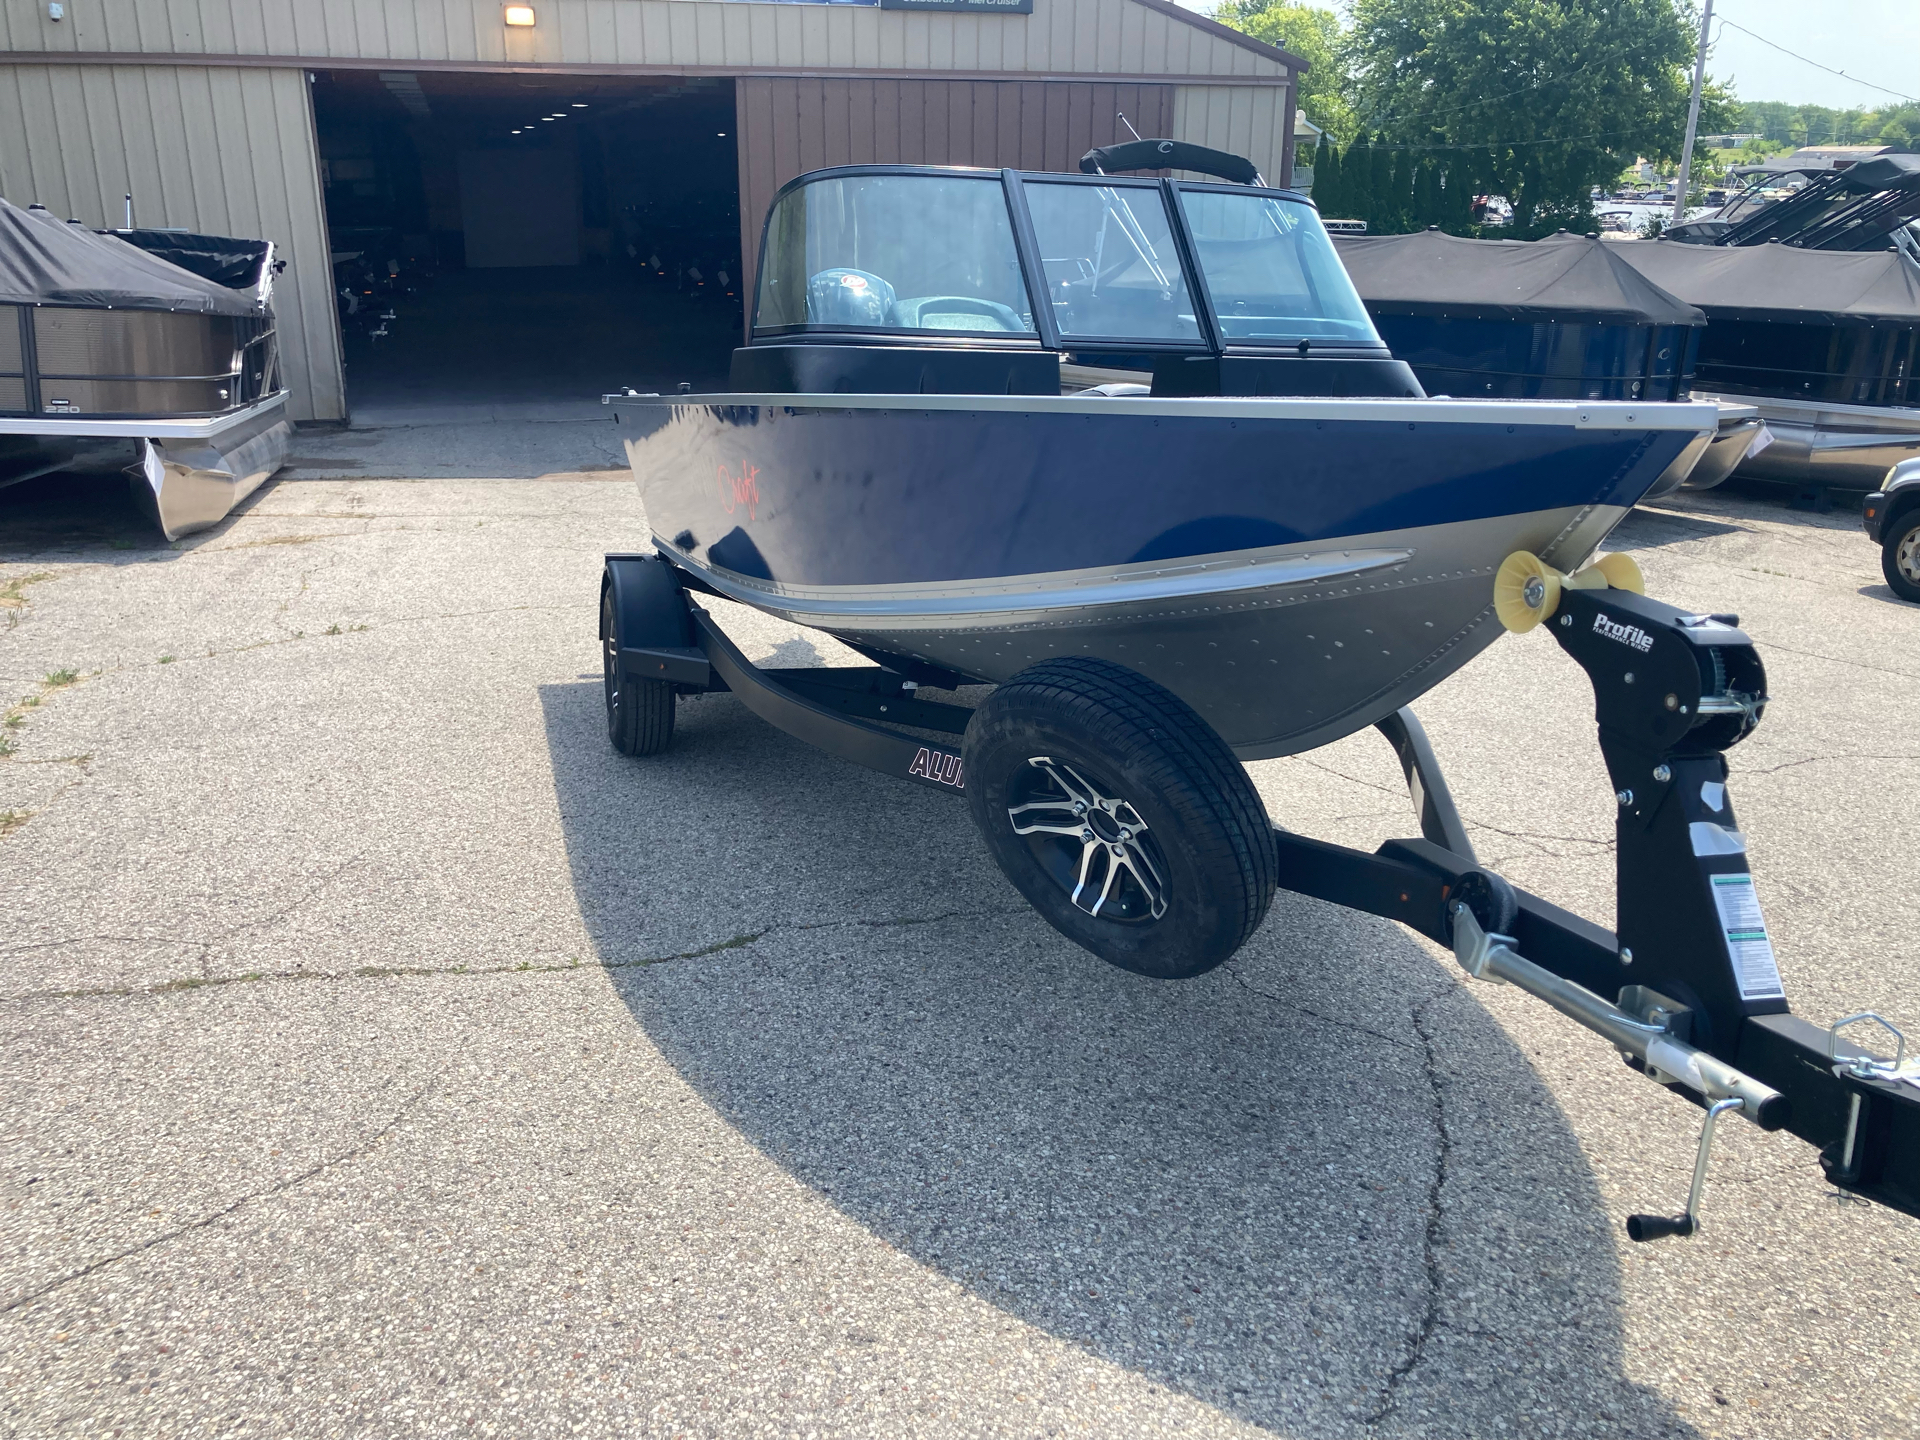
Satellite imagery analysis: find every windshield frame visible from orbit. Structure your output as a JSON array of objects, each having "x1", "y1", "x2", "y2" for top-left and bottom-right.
[
  {"x1": 747, "y1": 165, "x2": 1391, "y2": 358},
  {"x1": 748, "y1": 165, "x2": 1048, "y2": 346}
]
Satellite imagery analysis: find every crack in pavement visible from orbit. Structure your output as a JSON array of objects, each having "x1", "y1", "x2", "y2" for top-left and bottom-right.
[
  {"x1": 1, "y1": 906, "x2": 1032, "y2": 1004},
  {"x1": 1738, "y1": 751, "x2": 1920, "y2": 777},
  {"x1": 1291, "y1": 758, "x2": 1609, "y2": 857},
  {"x1": 1754, "y1": 638, "x2": 1920, "y2": 681},
  {"x1": 1222, "y1": 964, "x2": 1418, "y2": 1052},
  {"x1": 1366, "y1": 981, "x2": 1458, "y2": 1433},
  {"x1": 0, "y1": 1070, "x2": 443, "y2": 1316}
]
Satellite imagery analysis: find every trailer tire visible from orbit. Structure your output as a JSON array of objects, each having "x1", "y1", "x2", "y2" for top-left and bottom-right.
[
  {"x1": 1883, "y1": 509, "x2": 1920, "y2": 604},
  {"x1": 601, "y1": 586, "x2": 676, "y2": 756},
  {"x1": 964, "y1": 657, "x2": 1276, "y2": 979}
]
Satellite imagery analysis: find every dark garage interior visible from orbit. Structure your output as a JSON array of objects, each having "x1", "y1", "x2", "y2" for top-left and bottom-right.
[{"x1": 311, "y1": 70, "x2": 744, "y2": 420}]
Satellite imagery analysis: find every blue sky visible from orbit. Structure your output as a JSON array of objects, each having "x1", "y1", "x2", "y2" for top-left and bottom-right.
[{"x1": 1175, "y1": 0, "x2": 1920, "y2": 110}]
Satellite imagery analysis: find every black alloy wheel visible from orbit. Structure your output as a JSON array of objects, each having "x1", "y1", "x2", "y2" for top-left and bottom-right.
[
  {"x1": 964, "y1": 657, "x2": 1277, "y2": 978},
  {"x1": 600, "y1": 585, "x2": 676, "y2": 756},
  {"x1": 1884, "y1": 510, "x2": 1920, "y2": 604}
]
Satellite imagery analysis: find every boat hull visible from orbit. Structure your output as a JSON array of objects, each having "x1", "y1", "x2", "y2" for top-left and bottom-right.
[
  {"x1": 0, "y1": 393, "x2": 290, "y2": 539},
  {"x1": 1702, "y1": 390, "x2": 1920, "y2": 491},
  {"x1": 612, "y1": 393, "x2": 1713, "y2": 758}
]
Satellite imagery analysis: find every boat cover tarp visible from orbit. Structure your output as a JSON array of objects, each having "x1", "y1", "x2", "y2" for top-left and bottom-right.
[
  {"x1": 114, "y1": 228, "x2": 269, "y2": 291},
  {"x1": 1333, "y1": 231, "x2": 1704, "y2": 325},
  {"x1": 0, "y1": 197, "x2": 259, "y2": 315},
  {"x1": 1610, "y1": 239, "x2": 1920, "y2": 325}
]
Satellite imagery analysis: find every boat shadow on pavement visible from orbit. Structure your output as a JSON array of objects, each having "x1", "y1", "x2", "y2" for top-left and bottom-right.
[{"x1": 539, "y1": 677, "x2": 1702, "y2": 1438}]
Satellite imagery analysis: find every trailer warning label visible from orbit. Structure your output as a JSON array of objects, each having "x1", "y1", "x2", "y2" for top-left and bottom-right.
[{"x1": 1711, "y1": 873, "x2": 1785, "y2": 1001}]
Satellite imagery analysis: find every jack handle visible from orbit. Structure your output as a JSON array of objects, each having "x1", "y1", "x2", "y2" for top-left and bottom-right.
[{"x1": 1626, "y1": 1097, "x2": 1744, "y2": 1241}]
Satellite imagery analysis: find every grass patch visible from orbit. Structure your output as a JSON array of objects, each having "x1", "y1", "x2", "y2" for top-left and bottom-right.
[
  {"x1": 44, "y1": 669, "x2": 79, "y2": 689},
  {"x1": 0, "y1": 572, "x2": 53, "y2": 609},
  {"x1": 0, "y1": 810, "x2": 28, "y2": 838},
  {"x1": 158, "y1": 655, "x2": 176, "y2": 665}
]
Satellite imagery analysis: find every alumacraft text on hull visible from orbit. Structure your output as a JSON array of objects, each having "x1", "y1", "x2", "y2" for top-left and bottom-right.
[
  {"x1": 598, "y1": 149, "x2": 1918, "y2": 1242},
  {"x1": 0, "y1": 199, "x2": 290, "y2": 539}
]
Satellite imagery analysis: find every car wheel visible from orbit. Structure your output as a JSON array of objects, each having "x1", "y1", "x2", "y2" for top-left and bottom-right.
[
  {"x1": 964, "y1": 657, "x2": 1277, "y2": 978},
  {"x1": 1884, "y1": 510, "x2": 1920, "y2": 604},
  {"x1": 601, "y1": 585, "x2": 675, "y2": 756}
]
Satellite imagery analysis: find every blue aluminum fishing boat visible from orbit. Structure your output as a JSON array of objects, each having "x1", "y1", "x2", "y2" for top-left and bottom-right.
[
  {"x1": 592, "y1": 150, "x2": 1920, "y2": 1234},
  {"x1": 609, "y1": 153, "x2": 1715, "y2": 760}
]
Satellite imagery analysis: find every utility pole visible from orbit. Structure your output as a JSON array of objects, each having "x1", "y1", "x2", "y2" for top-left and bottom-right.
[{"x1": 1673, "y1": 0, "x2": 1714, "y2": 227}]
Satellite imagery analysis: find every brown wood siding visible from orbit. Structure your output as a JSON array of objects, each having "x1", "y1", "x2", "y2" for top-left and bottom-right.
[{"x1": 734, "y1": 76, "x2": 1173, "y2": 309}]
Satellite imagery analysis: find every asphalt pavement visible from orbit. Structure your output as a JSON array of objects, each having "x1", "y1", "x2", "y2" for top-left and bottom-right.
[{"x1": 1, "y1": 445, "x2": 1915, "y2": 1439}]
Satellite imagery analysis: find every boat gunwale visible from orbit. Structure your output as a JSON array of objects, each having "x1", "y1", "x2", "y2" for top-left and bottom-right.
[{"x1": 606, "y1": 391, "x2": 1721, "y2": 431}]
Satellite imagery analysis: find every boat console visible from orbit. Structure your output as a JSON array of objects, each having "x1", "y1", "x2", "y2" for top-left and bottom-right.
[{"x1": 735, "y1": 165, "x2": 1423, "y2": 399}]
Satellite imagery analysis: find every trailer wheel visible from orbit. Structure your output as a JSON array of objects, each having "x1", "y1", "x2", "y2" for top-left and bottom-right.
[
  {"x1": 1884, "y1": 510, "x2": 1920, "y2": 604},
  {"x1": 964, "y1": 657, "x2": 1276, "y2": 979},
  {"x1": 600, "y1": 586, "x2": 676, "y2": 756}
]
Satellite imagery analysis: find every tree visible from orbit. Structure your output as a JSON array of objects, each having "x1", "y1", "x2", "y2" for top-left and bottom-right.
[
  {"x1": 1413, "y1": 157, "x2": 1440, "y2": 228},
  {"x1": 1313, "y1": 131, "x2": 1344, "y2": 214},
  {"x1": 1212, "y1": 0, "x2": 1359, "y2": 144},
  {"x1": 1370, "y1": 143, "x2": 1394, "y2": 230},
  {"x1": 1346, "y1": 135, "x2": 1375, "y2": 223},
  {"x1": 1346, "y1": 0, "x2": 1716, "y2": 235},
  {"x1": 1387, "y1": 148, "x2": 1414, "y2": 232}
]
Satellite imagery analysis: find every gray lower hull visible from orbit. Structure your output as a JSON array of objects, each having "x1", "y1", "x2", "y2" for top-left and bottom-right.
[{"x1": 672, "y1": 501, "x2": 1628, "y2": 760}]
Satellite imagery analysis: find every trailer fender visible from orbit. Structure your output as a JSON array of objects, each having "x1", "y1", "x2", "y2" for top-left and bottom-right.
[{"x1": 602, "y1": 553, "x2": 709, "y2": 688}]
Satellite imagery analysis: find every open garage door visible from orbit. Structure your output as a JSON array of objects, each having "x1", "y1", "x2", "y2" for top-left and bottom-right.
[{"x1": 311, "y1": 71, "x2": 743, "y2": 422}]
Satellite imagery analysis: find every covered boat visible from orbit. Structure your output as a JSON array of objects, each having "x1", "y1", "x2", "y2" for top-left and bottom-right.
[
  {"x1": 0, "y1": 197, "x2": 290, "y2": 538},
  {"x1": 1333, "y1": 229, "x2": 1766, "y2": 492},
  {"x1": 1664, "y1": 153, "x2": 1920, "y2": 254},
  {"x1": 611, "y1": 160, "x2": 1716, "y2": 762},
  {"x1": 1613, "y1": 238, "x2": 1920, "y2": 489}
]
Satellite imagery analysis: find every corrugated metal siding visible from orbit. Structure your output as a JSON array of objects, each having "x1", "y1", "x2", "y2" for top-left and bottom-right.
[
  {"x1": 0, "y1": 62, "x2": 344, "y2": 422},
  {"x1": 734, "y1": 77, "x2": 1174, "y2": 302},
  {"x1": 1171, "y1": 84, "x2": 1295, "y2": 190},
  {"x1": 0, "y1": 0, "x2": 1290, "y2": 83}
]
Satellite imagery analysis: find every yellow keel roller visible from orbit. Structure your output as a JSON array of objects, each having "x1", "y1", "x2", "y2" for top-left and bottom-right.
[{"x1": 1494, "y1": 550, "x2": 1646, "y2": 633}]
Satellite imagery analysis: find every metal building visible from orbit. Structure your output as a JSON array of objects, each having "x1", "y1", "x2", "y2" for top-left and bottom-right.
[{"x1": 0, "y1": 0, "x2": 1300, "y2": 424}]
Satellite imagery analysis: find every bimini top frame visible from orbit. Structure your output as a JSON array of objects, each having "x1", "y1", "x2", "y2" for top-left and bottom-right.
[{"x1": 746, "y1": 164, "x2": 1391, "y2": 363}]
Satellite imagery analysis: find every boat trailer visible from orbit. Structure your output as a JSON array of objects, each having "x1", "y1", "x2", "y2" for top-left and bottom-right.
[{"x1": 602, "y1": 550, "x2": 1920, "y2": 1238}]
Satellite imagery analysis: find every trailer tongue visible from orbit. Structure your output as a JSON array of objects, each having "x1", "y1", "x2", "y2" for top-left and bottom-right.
[{"x1": 1275, "y1": 552, "x2": 1919, "y2": 1235}]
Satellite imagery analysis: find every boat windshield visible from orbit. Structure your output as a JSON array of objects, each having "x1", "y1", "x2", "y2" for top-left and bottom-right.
[
  {"x1": 1021, "y1": 180, "x2": 1203, "y2": 342},
  {"x1": 754, "y1": 174, "x2": 1035, "y2": 336},
  {"x1": 1175, "y1": 189, "x2": 1382, "y2": 347}
]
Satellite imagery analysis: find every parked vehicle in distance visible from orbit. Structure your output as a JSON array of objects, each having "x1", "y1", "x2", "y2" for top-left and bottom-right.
[{"x1": 1865, "y1": 457, "x2": 1920, "y2": 601}]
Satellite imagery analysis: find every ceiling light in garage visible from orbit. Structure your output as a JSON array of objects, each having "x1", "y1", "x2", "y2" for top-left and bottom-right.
[
  {"x1": 504, "y1": 5, "x2": 536, "y2": 25},
  {"x1": 571, "y1": 103, "x2": 588, "y2": 108}
]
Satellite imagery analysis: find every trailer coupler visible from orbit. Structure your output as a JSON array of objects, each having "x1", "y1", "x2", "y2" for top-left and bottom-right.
[{"x1": 1278, "y1": 552, "x2": 1920, "y2": 1237}]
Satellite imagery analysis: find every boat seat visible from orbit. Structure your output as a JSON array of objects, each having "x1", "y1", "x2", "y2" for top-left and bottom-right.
[{"x1": 889, "y1": 296, "x2": 1027, "y2": 333}]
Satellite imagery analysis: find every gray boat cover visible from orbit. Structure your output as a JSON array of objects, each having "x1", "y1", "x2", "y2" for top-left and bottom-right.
[
  {"x1": 1333, "y1": 230, "x2": 1704, "y2": 324},
  {"x1": 1610, "y1": 238, "x2": 1920, "y2": 325},
  {"x1": 0, "y1": 197, "x2": 260, "y2": 315}
]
